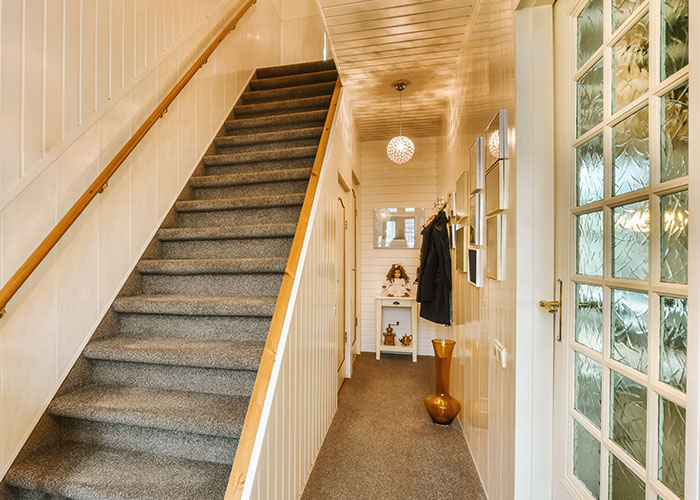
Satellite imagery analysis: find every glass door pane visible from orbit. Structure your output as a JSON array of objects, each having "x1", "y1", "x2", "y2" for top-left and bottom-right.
[{"x1": 570, "y1": 1, "x2": 690, "y2": 498}]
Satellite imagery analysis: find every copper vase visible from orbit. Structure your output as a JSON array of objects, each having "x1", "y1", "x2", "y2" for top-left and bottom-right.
[{"x1": 424, "y1": 339, "x2": 461, "y2": 426}]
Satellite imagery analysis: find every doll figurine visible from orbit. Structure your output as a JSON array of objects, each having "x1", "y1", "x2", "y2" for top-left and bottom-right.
[{"x1": 382, "y1": 264, "x2": 411, "y2": 297}]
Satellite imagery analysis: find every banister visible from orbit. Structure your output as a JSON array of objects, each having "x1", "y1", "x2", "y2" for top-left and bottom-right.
[
  {"x1": 224, "y1": 77, "x2": 342, "y2": 499},
  {"x1": 0, "y1": 0, "x2": 257, "y2": 318}
]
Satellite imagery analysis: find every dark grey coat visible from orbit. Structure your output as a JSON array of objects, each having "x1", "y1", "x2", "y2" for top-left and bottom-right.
[{"x1": 416, "y1": 211, "x2": 452, "y2": 325}]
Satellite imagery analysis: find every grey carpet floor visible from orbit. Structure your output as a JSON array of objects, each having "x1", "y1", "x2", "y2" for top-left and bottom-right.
[
  {"x1": 301, "y1": 353, "x2": 487, "y2": 500},
  {"x1": 2, "y1": 59, "x2": 337, "y2": 500}
]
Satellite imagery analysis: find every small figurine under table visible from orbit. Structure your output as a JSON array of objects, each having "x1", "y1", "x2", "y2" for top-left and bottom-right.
[{"x1": 382, "y1": 264, "x2": 411, "y2": 297}]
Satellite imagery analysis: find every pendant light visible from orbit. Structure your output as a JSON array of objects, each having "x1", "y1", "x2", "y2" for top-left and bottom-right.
[{"x1": 386, "y1": 81, "x2": 415, "y2": 164}]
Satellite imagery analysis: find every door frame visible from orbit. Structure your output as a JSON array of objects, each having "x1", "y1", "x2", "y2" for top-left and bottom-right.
[
  {"x1": 337, "y1": 193, "x2": 348, "y2": 390},
  {"x1": 513, "y1": 3, "x2": 557, "y2": 499}
]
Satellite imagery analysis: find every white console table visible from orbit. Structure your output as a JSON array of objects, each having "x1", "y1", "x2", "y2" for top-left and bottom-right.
[{"x1": 375, "y1": 295, "x2": 418, "y2": 362}]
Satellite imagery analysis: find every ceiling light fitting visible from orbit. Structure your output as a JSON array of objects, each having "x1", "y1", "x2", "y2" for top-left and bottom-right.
[{"x1": 386, "y1": 81, "x2": 415, "y2": 165}]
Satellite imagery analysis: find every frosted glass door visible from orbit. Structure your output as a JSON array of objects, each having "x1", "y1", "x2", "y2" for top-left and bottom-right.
[{"x1": 566, "y1": 0, "x2": 690, "y2": 498}]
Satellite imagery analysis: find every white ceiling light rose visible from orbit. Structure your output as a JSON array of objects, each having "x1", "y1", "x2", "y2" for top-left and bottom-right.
[{"x1": 386, "y1": 81, "x2": 415, "y2": 164}]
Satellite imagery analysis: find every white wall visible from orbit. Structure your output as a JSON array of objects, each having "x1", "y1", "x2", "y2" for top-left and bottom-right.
[
  {"x1": 358, "y1": 138, "x2": 441, "y2": 357},
  {"x1": 280, "y1": 0, "x2": 326, "y2": 65},
  {"x1": 0, "y1": 0, "x2": 326, "y2": 481},
  {"x1": 436, "y1": 1, "x2": 518, "y2": 498}
]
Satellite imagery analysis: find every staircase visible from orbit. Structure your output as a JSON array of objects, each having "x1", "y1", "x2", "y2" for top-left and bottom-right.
[{"x1": 2, "y1": 60, "x2": 338, "y2": 500}]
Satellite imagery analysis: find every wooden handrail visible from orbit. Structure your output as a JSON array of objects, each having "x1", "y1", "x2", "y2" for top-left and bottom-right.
[
  {"x1": 224, "y1": 77, "x2": 342, "y2": 499},
  {"x1": 0, "y1": 0, "x2": 257, "y2": 318}
]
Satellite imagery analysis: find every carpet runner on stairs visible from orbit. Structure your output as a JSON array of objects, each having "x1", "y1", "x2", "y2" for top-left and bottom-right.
[{"x1": 1, "y1": 59, "x2": 337, "y2": 500}]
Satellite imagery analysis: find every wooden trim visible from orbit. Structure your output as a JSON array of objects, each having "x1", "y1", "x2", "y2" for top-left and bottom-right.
[
  {"x1": 224, "y1": 78, "x2": 342, "y2": 500},
  {"x1": 0, "y1": 0, "x2": 258, "y2": 314}
]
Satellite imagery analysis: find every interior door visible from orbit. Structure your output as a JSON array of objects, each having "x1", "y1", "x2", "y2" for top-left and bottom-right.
[
  {"x1": 553, "y1": 0, "x2": 692, "y2": 499},
  {"x1": 337, "y1": 196, "x2": 347, "y2": 390}
]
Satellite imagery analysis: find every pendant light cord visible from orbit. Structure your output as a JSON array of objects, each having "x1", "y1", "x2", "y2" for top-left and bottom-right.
[{"x1": 399, "y1": 90, "x2": 403, "y2": 136}]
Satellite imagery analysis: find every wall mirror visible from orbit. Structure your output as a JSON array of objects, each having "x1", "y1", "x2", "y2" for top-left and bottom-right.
[{"x1": 374, "y1": 208, "x2": 425, "y2": 249}]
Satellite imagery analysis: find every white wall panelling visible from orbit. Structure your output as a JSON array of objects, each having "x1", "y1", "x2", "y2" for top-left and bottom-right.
[
  {"x1": 0, "y1": 0, "x2": 329, "y2": 481},
  {"x1": 358, "y1": 138, "x2": 440, "y2": 356},
  {"x1": 436, "y1": 1, "x2": 518, "y2": 498},
  {"x1": 244, "y1": 92, "x2": 360, "y2": 499}
]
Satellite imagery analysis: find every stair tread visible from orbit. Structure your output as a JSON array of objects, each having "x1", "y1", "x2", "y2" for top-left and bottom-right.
[
  {"x1": 249, "y1": 69, "x2": 337, "y2": 90},
  {"x1": 112, "y1": 295, "x2": 277, "y2": 317},
  {"x1": 49, "y1": 385, "x2": 249, "y2": 438},
  {"x1": 202, "y1": 145, "x2": 318, "y2": 166},
  {"x1": 242, "y1": 81, "x2": 335, "y2": 104},
  {"x1": 225, "y1": 109, "x2": 327, "y2": 131},
  {"x1": 84, "y1": 336, "x2": 265, "y2": 371},
  {"x1": 234, "y1": 94, "x2": 331, "y2": 116},
  {"x1": 214, "y1": 126, "x2": 323, "y2": 147},
  {"x1": 5, "y1": 442, "x2": 230, "y2": 500},
  {"x1": 157, "y1": 223, "x2": 297, "y2": 241},
  {"x1": 175, "y1": 193, "x2": 305, "y2": 213},
  {"x1": 137, "y1": 257, "x2": 288, "y2": 275},
  {"x1": 255, "y1": 59, "x2": 336, "y2": 79},
  {"x1": 190, "y1": 167, "x2": 312, "y2": 188}
]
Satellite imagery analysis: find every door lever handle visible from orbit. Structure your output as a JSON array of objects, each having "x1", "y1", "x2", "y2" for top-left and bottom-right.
[
  {"x1": 540, "y1": 279, "x2": 563, "y2": 341},
  {"x1": 539, "y1": 300, "x2": 561, "y2": 314}
]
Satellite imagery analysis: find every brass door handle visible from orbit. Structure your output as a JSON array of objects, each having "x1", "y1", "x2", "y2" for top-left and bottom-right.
[
  {"x1": 539, "y1": 300, "x2": 561, "y2": 314},
  {"x1": 540, "y1": 279, "x2": 563, "y2": 341}
]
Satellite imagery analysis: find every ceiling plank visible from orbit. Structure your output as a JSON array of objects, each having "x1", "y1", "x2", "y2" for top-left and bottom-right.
[{"x1": 327, "y1": 9, "x2": 471, "y2": 35}]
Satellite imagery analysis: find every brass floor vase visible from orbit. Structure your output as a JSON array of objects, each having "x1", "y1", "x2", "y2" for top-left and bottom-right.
[{"x1": 424, "y1": 339, "x2": 461, "y2": 426}]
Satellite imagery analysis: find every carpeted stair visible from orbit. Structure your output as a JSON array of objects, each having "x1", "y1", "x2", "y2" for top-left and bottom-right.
[{"x1": 1, "y1": 59, "x2": 337, "y2": 500}]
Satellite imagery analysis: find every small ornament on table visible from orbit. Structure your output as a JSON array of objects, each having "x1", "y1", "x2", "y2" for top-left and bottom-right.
[
  {"x1": 382, "y1": 264, "x2": 411, "y2": 297},
  {"x1": 383, "y1": 322, "x2": 399, "y2": 345},
  {"x1": 399, "y1": 334, "x2": 413, "y2": 347}
]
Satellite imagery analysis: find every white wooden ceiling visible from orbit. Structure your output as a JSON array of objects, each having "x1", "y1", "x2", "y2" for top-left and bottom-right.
[{"x1": 319, "y1": 0, "x2": 478, "y2": 140}]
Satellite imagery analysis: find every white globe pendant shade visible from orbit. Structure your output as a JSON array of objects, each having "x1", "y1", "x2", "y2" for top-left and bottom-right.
[{"x1": 386, "y1": 135, "x2": 415, "y2": 164}]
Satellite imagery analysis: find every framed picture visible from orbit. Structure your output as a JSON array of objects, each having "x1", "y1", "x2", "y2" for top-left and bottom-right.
[
  {"x1": 455, "y1": 172, "x2": 468, "y2": 222},
  {"x1": 486, "y1": 214, "x2": 505, "y2": 281},
  {"x1": 468, "y1": 192, "x2": 484, "y2": 246},
  {"x1": 485, "y1": 159, "x2": 508, "y2": 216},
  {"x1": 455, "y1": 226, "x2": 467, "y2": 273},
  {"x1": 484, "y1": 109, "x2": 509, "y2": 169},
  {"x1": 469, "y1": 136, "x2": 484, "y2": 194},
  {"x1": 468, "y1": 248, "x2": 484, "y2": 287}
]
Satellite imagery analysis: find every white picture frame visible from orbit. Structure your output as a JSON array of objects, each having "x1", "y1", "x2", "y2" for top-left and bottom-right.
[
  {"x1": 468, "y1": 248, "x2": 484, "y2": 287},
  {"x1": 469, "y1": 192, "x2": 484, "y2": 247},
  {"x1": 486, "y1": 214, "x2": 505, "y2": 281},
  {"x1": 484, "y1": 109, "x2": 509, "y2": 169},
  {"x1": 455, "y1": 226, "x2": 467, "y2": 273},
  {"x1": 455, "y1": 172, "x2": 468, "y2": 222},
  {"x1": 485, "y1": 159, "x2": 508, "y2": 216},
  {"x1": 469, "y1": 136, "x2": 484, "y2": 194}
]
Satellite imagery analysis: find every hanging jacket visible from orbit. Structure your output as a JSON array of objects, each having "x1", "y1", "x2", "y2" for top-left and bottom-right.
[{"x1": 417, "y1": 210, "x2": 452, "y2": 325}]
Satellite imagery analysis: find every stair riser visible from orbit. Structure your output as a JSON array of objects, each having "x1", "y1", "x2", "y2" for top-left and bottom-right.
[
  {"x1": 192, "y1": 179, "x2": 309, "y2": 200},
  {"x1": 11, "y1": 489, "x2": 63, "y2": 500},
  {"x1": 141, "y1": 273, "x2": 284, "y2": 297},
  {"x1": 89, "y1": 360, "x2": 257, "y2": 396},
  {"x1": 225, "y1": 109, "x2": 328, "y2": 133},
  {"x1": 241, "y1": 84, "x2": 335, "y2": 105},
  {"x1": 59, "y1": 418, "x2": 237, "y2": 465},
  {"x1": 216, "y1": 137, "x2": 319, "y2": 155},
  {"x1": 234, "y1": 105, "x2": 329, "y2": 120},
  {"x1": 225, "y1": 120, "x2": 326, "y2": 136},
  {"x1": 256, "y1": 60, "x2": 336, "y2": 79},
  {"x1": 249, "y1": 70, "x2": 337, "y2": 91},
  {"x1": 159, "y1": 237, "x2": 294, "y2": 260},
  {"x1": 117, "y1": 313, "x2": 271, "y2": 341},
  {"x1": 204, "y1": 158, "x2": 314, "y2": 176},
  {"x1": 178, "y1": 205, "x2": 302, "y2": 227}
]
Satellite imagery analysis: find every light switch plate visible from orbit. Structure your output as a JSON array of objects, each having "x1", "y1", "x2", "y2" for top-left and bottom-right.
[{"x1": 492, "y1": 340, "x2": 507, "y2": 369}]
